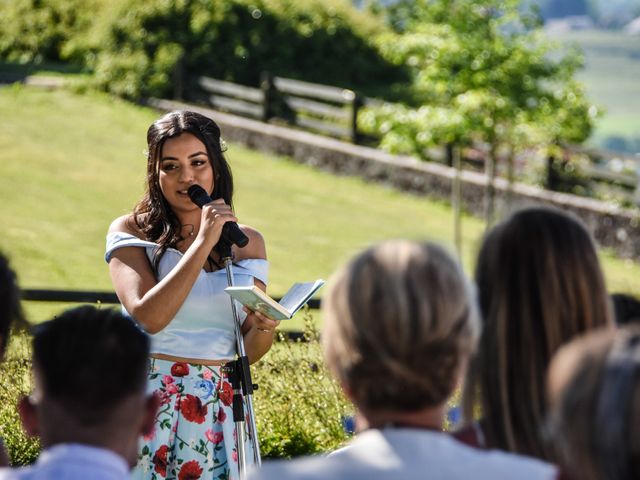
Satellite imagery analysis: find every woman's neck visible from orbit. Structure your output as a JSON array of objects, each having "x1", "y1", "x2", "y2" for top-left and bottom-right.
[
  {"x1": 356, "y1": 406, "x2": 445, "y2": 433},
  {"x1": 174, "y1": 209, "x2": 201, "y2": 229}
]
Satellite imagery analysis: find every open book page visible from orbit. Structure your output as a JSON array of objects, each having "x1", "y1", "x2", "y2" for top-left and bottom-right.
[
  {"x1": 224, "y1": 286, "x2": 291, "y2": 320},
  {"x1": 278, "y1": 280, "x2": 325, "y2": 316},
  {"x1": 225, "y1": 280, "x2": 324, "y2": 320}
]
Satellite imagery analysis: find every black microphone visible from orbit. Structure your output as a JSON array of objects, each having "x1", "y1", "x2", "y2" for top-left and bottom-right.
[{"x1": 187, "y1": 184, "x2": 249, "y2": 248}]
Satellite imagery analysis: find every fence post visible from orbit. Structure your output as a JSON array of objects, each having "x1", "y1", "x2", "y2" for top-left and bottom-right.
[
  {"x1": 451, "y1": 144, "x2": 463, "y2": 259},
  {"x1": 173, "y1": 53, "x2": 184, "y2": 101},
  {"x1": 350, "y1": 93, "x2": 361, "y2": 144},
  {"x1": 635, "y1": 162, "x2": 640, "y2": 207},
  {"x1": 545, "y1": 153, "x2": 558, "y2": 191},
  {"x1": 260, "y1": 71, "x2": 274, "y2": 123}
]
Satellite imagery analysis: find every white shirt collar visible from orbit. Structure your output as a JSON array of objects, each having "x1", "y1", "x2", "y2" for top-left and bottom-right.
[{"x1": 37, "y1": 443, "x2": 129, "y2": 475}]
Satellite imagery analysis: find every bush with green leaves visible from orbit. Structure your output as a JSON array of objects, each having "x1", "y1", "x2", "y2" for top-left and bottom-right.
[
  {"x1": 0, "y1": 0, "x2": 404, "y2": 100},
  {"x1": 0, "y1": 0, "x2": 102, "y2": 65},
  {"x1": 0, "y1": 331, "x2": 39, "y2": 466},
  {"x1": 253, "y1": 311, "x2": 352, "y2": 458},
  {"x1": 91, "y1": 0, "x2": 405, "y2": 99}
]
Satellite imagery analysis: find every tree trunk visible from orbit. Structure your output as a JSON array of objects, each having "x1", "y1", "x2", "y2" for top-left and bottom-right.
[{"x1": 506, "y1": 147, "x2": 515, "y2": 209}]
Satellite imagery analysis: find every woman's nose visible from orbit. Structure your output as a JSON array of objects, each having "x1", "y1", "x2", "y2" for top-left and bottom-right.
[{"x1": 178, "y1": 166, "x2": 194, "y2": 183}]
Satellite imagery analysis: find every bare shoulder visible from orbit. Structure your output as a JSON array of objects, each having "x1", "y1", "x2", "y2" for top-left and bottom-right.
[
  {"x1": 108, "y1": 214, "x2": 145, "y2": 238},
  {"x1": 236, "y1": 224, "x2": 266, "y2": 260}
]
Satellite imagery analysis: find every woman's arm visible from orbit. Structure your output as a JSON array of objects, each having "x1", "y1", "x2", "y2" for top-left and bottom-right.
[
  {"x1": 236, "y1": 226, "x2": 280, "y2": 363},
  {"x1": 108, "y1": 201, "x2": 236, "y2": 334}
]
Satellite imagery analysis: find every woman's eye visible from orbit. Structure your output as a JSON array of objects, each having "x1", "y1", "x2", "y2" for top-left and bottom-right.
[
  {"x1": 161, "y1": 164, "x2": 178, "y2": 172},
  {"x1": 193, "y1": 160, "x2": 207, "y2": 167}
]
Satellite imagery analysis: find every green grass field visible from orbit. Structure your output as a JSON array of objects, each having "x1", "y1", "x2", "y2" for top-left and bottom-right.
[
  {"x1": 548, "y1": 28, "x2": 640, "y2": 153},
  {"x1": 0, "y1": 86, "x2": 638, "y2": 330}
]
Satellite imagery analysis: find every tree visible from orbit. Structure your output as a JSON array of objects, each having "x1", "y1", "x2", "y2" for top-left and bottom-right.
[{"x1": 360, "y1": 0, "x2": 596, "y2": 225}]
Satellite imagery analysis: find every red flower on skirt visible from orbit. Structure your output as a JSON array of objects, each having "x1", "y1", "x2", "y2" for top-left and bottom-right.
[
  {"x1": 180, "y1": 394, "x2": 208, "y2": 423},
  {"x1": 219, "y1": 380, "x2": 233, "y2": 407},
  {"x1": 178, "y1": 460, "x2": 203, "y2": 480},
  {"x1": 217, "y1": 407, "x2": 227, "y2": 423},
  {"x1": 171, "y1": 362, "x2": 189, "y2": 377},
  {"x1": 152, "y1": 444, "x2": 169, "y2": 477}
]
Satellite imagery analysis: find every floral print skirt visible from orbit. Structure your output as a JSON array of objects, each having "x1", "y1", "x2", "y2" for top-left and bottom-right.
[{"x1": 131, "y1": 358, "x2": 256, "y2": 480}]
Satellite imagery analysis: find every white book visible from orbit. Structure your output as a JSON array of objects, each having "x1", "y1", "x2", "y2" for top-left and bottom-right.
[{"x1": 225, "y1": 280, "x2": 325, "y2": 321}]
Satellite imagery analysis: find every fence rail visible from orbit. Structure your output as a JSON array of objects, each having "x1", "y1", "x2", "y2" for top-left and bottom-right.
[{"x1": 21, "y1": 289, "x2": 321, "y2": 310}]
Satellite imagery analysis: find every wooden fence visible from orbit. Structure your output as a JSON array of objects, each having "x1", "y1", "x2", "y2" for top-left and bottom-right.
[
  {"x1": 22, "y1": 289, "x2": 320, "y2": 310},
  {"x1": 196, "y1": 73, "x2": 366, "y2": 144},
  {"x1": 21, "y1": 289, "x2": 319, "y2": 341}
]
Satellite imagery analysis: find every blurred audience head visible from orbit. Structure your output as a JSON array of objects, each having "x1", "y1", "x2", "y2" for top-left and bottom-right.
[
  {"x1": 0, "y1": 251, "x2": 26, "y2": 357},
  {"x1": 547, "y1": 327, "x2": 640, "y2": 480},
  {"x1": 322, "y1": 240, "x2": 478, "y2": 422},
  {"x1": 462, "y1": 206, "x2": 613, "y2": 460},
  {"x1": 19, "y1": 305, "x2": 157, "y2": 467},
  {"x1": 611, "y1": 292, "x2": 640, "y2": 326}
]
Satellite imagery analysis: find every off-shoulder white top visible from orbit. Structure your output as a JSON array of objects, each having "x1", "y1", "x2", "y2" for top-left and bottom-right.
[{"x1": 105, "y1": 232, "x2": 269, "y2": 360}]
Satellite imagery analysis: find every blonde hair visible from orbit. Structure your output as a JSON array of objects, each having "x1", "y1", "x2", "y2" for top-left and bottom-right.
[
  {"x1": 548, "y1": 327, "x2": 640, "y2": 480},
  {"x1": 322, "y1": 240, "x2": 479, "y2": 412},
  {"x1": 462, "y1": 206, "x2": 613, "y2": 460}
]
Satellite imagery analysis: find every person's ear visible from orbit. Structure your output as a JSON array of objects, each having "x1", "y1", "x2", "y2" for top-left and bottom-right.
[
  {"x1": 18, "y1": 395, "x2": 39, "y2": 437},
  {"x1": 141, "y1": 393, "x2": 160, "y2": 437}
]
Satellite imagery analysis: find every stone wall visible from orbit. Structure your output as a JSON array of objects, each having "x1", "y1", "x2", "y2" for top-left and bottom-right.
[{"x1": 148, "y1": 99, "x2": 640, "y2": 260}]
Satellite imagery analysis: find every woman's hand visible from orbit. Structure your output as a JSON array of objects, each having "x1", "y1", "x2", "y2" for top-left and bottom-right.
[
  {"x1": 197, "y1": 199, "x2": 237, "y2": 248},
  {"x1": 241, "y1": 306, "x2": 280, "y2": 363},
  {"x1": 243, "y1": 307, "x2": 280, "y2": 334}
]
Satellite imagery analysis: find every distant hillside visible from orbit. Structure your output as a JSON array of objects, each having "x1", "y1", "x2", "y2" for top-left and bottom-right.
[{"x1": 547, "y1": 29, "x2": 640, "y2": 154}]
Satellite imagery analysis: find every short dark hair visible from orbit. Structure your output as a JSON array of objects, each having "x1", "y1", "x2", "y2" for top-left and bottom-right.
[
  {"x1": 0, "y1": 251, "x2": 26, "y2": 354},
  {"x1": 32, "y1": 306, "x2": 149, "y2": 424}
]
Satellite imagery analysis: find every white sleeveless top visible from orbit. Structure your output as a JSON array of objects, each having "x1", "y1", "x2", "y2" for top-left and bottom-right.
[{"x1": 105, "y1": 232, "x2": 269, "y2": 360}]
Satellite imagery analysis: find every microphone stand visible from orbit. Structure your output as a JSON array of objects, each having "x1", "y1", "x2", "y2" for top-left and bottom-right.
[{"x1": 216, "y1": 238, "x2": 262, "y2": 478}]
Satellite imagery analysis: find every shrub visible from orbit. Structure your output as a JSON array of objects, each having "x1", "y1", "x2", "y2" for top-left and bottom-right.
[
  {"x1": 0, "y1": 0, "x2": 101, "y2": 65},
  {"x1": 253, "y1": 311, "x2": 352, "y2": 458},
  {"x1": 86, "y1": 0, "x2": 404, "y2": 99},
  {"x1": 0, "y1": 331, "x2": 39, "y2": 466}
]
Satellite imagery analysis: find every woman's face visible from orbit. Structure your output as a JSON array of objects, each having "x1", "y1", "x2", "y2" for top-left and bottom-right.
[{"x1": 158, "y1": 133, "x2": 215, "y2": 214}]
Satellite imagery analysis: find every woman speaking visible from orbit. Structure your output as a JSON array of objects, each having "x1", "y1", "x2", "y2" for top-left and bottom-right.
[{"x1": 106, "y1": 110, "x2": 279, "y2": 479}]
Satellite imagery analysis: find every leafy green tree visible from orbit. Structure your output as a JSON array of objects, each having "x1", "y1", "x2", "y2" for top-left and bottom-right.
[{"x1": 361, "y1": 0, "x2": 596, "y2": 224}]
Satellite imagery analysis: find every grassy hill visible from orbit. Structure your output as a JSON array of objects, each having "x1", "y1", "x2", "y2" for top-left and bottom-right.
[
  {"x1": 0, "y1": 86, "x2": 638, "y2": 328},
  {"x1": 548, "y1": 28, "x2": 640, "y2": 153}
]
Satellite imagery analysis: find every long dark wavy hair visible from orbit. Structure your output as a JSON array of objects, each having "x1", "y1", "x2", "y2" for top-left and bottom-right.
[{"x1": 131, "y1": 110, "x2": 234, "y2": 271}]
